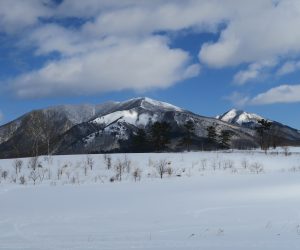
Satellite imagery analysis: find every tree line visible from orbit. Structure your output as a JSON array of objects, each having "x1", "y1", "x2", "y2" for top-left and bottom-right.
[{"x1": 131, "y1": 120, "x2": 233, "y2": 152}]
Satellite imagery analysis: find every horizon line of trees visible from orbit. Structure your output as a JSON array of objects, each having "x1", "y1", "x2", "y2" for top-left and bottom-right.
[{"x1": 131, "y1": 120, "x2": 234, "y2": 152}]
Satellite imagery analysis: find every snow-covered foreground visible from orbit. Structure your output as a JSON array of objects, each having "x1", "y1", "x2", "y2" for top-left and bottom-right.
[{"x1": 1, "y1": 149, "x2": 300, "y2": 249}]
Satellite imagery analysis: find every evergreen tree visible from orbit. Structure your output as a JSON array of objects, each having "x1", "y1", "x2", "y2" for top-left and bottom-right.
[
  {"x1": 131, "y1": 128, "x2": 147, "y2": 152},
  {"x1": 180, "y1": 120, "x2": 195, "y2": 151},
  {"x1": 219, "y1": 130, "x2": 232, "y2": 149},
  {"x1": 256, "y1": 119, "x2": 272, "y2": 150},
  {"x1": 150, "y1": 122, "x2": 171, "y2": 151},
  {"x1": 206, "y1": 125, "x2": 217, "y2": 144}
]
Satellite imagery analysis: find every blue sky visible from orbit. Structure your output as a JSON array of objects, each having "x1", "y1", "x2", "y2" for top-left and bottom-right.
[{"x1": 1, "y1": 0, "x2": 300, "y2": 128}]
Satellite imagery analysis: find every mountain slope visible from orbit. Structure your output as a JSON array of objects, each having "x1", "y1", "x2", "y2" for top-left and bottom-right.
[
  {"x1": 53, "y1": 98, "x2": 257, "y2": 155},
  {"x1": 1, "y1": 98, "x2": 300, "y2": 158},
  {"x1": 217, "y1": 109, "x2": 265, "y2": 128},
  {"x1": 217, "y1": 109, "x2": 300, "y2": 144},
  {"x1": 0, "y1": 102, "x2": 120, "y2": 158}
]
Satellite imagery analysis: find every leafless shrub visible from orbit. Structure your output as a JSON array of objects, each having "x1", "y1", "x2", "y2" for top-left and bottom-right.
[
  {"x1": 86, "y1": 155, "x2": 94, "y2": 170},
  {"x1": 289, "y1": 166, "x2": 300, "y2": 172},
  {"x1": 65, "y1": 170, "x2": 71, "y2": 180},
  {"x1": 217, "y1": 160, "x2": 222, "y2": 170},
  {"x1": 211, "y1": 159, "x2": 217, "y2": 171},
  {"x1": 223, "y1": 159, "x2": 234, "y2": 170},
  {"x1": 13, "y1": 159, "x2": 23, "y2": 175},
  {"x1": 166, "y1": 167, "x2": 173, "y2": 176},
  {"x1": 71, "y1": 176, "x2": 77, "y2": 184},
  {"x1": 47, "y1": 167, "x2": 52, "y2": 180},
  {"x1": 241, "y1": 159, "x2": 249, "y2": 169},
  {"x1": 282, "y1": 146, "x2": 291, "y2": 156},
  {"x1": 19, "y1": 175, "x2": 26, "y2": 185},
  {"x1": 132, "y1": 168, "x2": 142, "y2": 182},
  {"x1": 201, "y1": 159, "x2": 207, "y2": 171},
  {"x1": 104, "y1": 154, "x2": 112, "y2": 169},
  {"x1": 114, "y1": 160, "x2": 126, "y2": 181},
  {"x1": 123, "y1": 155, "x2": 131, "y2": 173},
  {"x1": 11, "y1": 175, "x2": 17, "y2": 183},
  {"x1": 29, "y1": 170, "x2": 39, "y2": 185},
  {"x1": 156, "y1": 159, "x2": 168, "y2": 179},
  {"x1": 94, "y1": 175, "x2": 104, "y2": 183},
  {"x1": 83, "y1": 162, "x2": 89, "y2": 176},
  {"x1": 44, "y1": 155, "x2": 53, "y2": 165},
  {"x1": 1, "y1": 170, "x2": 8, "y2": 180},
  {"x1": 231, "y1": 167, "x2": 238, "y2": 174},
  {"x1": 28, "y1": 156, "x2": 39, "y2": 171},
  {"x1": 250, "y1": 162, "x2": 264, "y2": 174},
  {"x1": 57, "y1": 168, "x2": 62, "y2": 180},
  {"x1": 38, "y1": 168, "x2": 46, "y2": 182}
]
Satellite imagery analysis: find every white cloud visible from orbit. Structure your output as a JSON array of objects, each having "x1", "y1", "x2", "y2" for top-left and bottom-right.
[
  {"x1": 234, "y1": 60, "x2": 277, "y2": 85},
  {"x1": 277, "y1": 61, "x2": 300, "y2": 76},
  {"x1": 250, "y1": 84, "x2": 300, "y2": 105},
  {"x1": 199, "y1": 1, "x2": 300, "y2": 68},
  {"x1": 13, "y1": 37, "x2": 200, "y2": 98},
  {"x1": 0, "y1": 0, "x2": 51, "y2": 33},
  {"x1": 3, "y1": 0, "x2": 300, "y2": 96}
]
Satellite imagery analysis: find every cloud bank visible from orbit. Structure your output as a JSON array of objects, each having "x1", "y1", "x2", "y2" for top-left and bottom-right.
[
  {"x1": 251, "y1": 84, "x2": 300, "y2": 105},
  {"x1": 1, "y1": 0, "x2": 300, "y2": 97}
]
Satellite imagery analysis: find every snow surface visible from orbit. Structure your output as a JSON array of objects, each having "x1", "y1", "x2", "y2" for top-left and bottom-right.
[{"x1": 1, "y1": 149, "x2": 300, "y2": 249}]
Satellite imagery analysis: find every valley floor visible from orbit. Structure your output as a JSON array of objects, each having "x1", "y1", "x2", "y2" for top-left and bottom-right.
[{"x1": 1, "y1": 148, "x2": 300, "y2": 249}]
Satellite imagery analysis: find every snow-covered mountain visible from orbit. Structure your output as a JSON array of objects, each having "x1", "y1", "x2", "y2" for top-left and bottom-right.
[
  {"x1": 217, "y1": 109, "x2": 300, "y2": 143},
  {"x1": 217, "y1": 109, "x2": 265, "y2": 128},
  {"x1": 53, "y1": 98, "x2": 258, "y2": 155},
  {"x1": 1, "y1": 98, "x2": 300, "y2": 158}
]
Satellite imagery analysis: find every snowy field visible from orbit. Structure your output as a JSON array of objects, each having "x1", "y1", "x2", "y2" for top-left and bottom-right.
[{"x1": 1, "y1": 148, "x2": 300, "y2": 249}]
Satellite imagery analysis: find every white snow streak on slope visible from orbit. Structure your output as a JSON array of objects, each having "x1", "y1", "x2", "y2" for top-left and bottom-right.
[
  {"x1": 93, "y1": 110, "x2": 138, "y2": 125},
  {"x1": 141, "y1": 97, "x2": 183, "y2": 112},
  {"x1": 92, "y1": 110, "x2": 156, "y2": 127}
]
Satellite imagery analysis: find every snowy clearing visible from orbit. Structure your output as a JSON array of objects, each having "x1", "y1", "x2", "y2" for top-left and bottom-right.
[{"x1": 1, "y1": 148, "x2": 300, "y2": 249}]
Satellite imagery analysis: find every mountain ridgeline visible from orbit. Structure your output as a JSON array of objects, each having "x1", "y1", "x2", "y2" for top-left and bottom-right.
[{"x1": 0, "y1": 97, "x2": 299, "y2": 158}]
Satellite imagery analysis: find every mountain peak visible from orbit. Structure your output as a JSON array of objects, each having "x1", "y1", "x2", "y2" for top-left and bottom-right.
[
  {"x1": 218, "y1": 109, "x2": 264, "y2": 127},
  {"x1": 119, "y1": 97, "x2": 184, "y2": 112}
]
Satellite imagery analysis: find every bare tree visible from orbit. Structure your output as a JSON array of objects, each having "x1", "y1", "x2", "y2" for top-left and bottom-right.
[
  {"x1": 132, "y1": 168, "x2": 142, "y2": 182},
  {"x1": 27, "y1": 112, "x2": 46, "y2": 156},
  {"x1": 166, "y1": 166, "x2": 173, "y2": 176},
  {"x1": 28, "y1": 157, "x2": 44, "y2": 185},
  {"x1": 250, "y1": 162, "x2": 264, "y2": 174},
  {"x1": 19, "y1": 175, "x2": 26, "y2": 185},
  {"x1": 41, "y1": 111, "x2": 58, "y2": 156},
  {"x1": 38, "y1": 168, "x2": 46, "y2": 183},
  {"x1": 241, "y1": 159, "x2": 249, "y2": 169},
  {"x1": 28, "y1": 156, "x2": 39, "y2": 171},
  {"x1": 282, "y1": 146, "x2": 290, "y2": 156},
  {"x1": 201, "y1": 159, "x2": 207, "y2": 171},
  {"x1": 83, "y1": 162, "x2": 89, "y2": 176},
  {"x1": 13, "y1": 159, "x2": 23, "y2": 176},
  {"x1": 29, "y1": 170, "x2": 39, "y2": 185},
  {"x1": 123, "y1": 155, "x2": 131, "y2": 173},
  {"x1": 115, "y1": 160, "x2": 126, "y2": 181},
  {"x1": 86, "y1": 155, "x2": 94, "y2": 170},
  {"x1": 104, "y1": 154, "x2": 112, "y2": 169},
  {"x1": 1, "y1": 170, "x2": 8, "y2": 180},
  {"x1": 156, "y1": 159, "x2": 168, "y2": 179}
]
